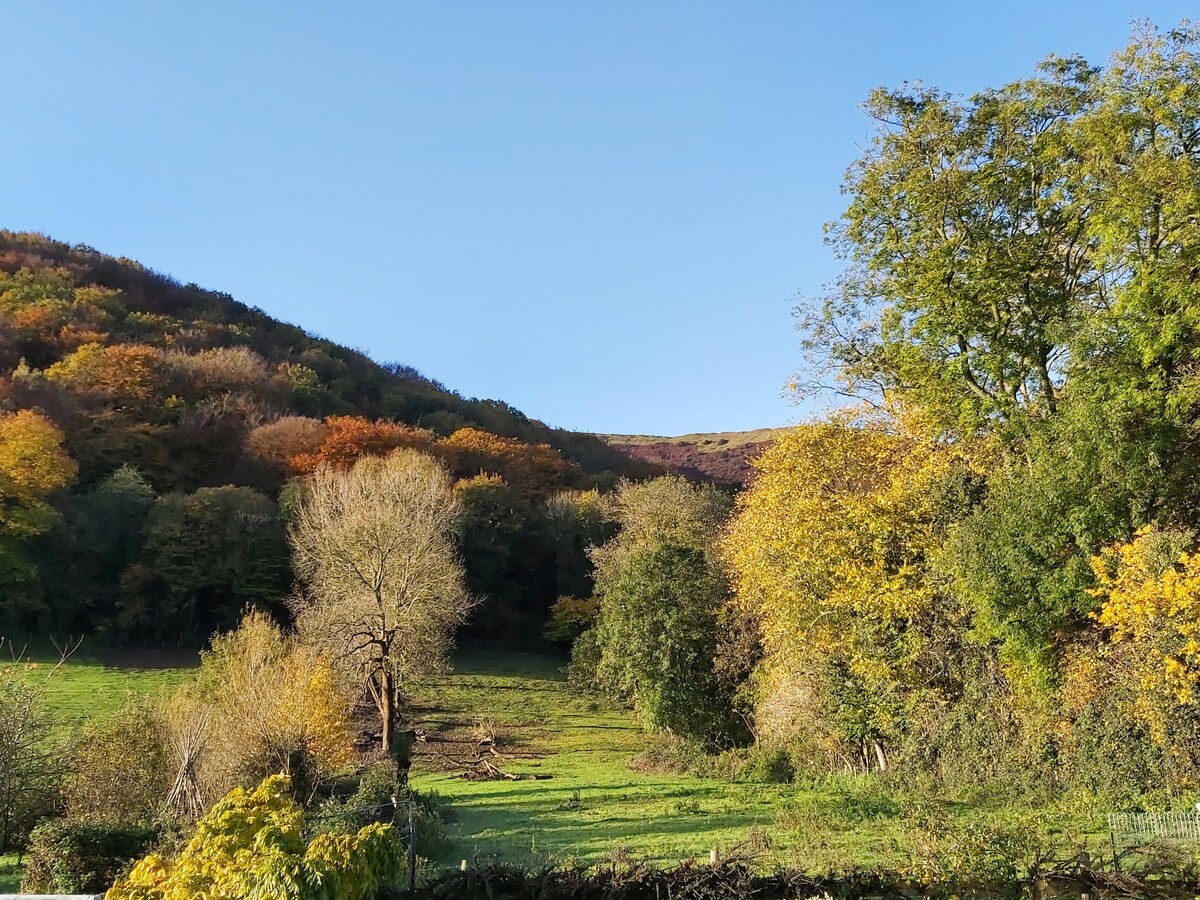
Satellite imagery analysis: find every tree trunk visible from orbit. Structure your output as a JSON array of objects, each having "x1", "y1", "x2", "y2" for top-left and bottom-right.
[
  {"x1": 872, "y1": 740, "x2": 888, "y2": 773},
  {"x1": 380, "y1": 669, "x2": 396, "y2": 754}
]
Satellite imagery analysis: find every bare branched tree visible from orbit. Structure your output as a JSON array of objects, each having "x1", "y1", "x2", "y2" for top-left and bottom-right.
[
  {"x1": 289, "y1": 449, "x2": 472, "y2": 753},
  {"x1": 0, "y1": 637, "x2": 77, "y2": 850}
]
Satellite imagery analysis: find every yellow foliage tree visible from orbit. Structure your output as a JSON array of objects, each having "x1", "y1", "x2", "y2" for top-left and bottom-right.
[
  {"x1": 0, "y1": 409, "x2": 76, "y2": 587},
  {"x1": 106, "y1": 775, "x2": 402, "y2": 900},
  {"x1": 1092, "y1": 527, "x2": 1200, "y2": 736},
  {"x1": 0, "y1": 409, "x2": 77, "y2": 504},
  {"x1": 722, "y1": 406, "x2": 974, "y2": 769},
  {"x1": 174, "y1": 611, "x2": 355, "y2": 809},
  {"x1": 45, "y1": 341, "x2": 170, "y2": 406}
]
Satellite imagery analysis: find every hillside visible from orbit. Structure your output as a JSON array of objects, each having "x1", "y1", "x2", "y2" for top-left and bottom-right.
[
  {"x1": 0, "y1": 231, "x2": 651, "y2": 482},
  {"x1": 599, "y1": 429, "x2": 780, "y2": 487},
  {"x1": 0, "y1": 230, "x2": 656, "y2": 645}
]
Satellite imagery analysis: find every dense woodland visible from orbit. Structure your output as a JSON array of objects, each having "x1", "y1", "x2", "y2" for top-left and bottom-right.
[{"x1": 0, "y1": 229, "x2": 657, "y2": 646}]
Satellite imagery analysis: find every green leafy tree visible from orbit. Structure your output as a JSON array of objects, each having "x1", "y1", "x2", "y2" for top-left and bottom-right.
[
  {"x1": 801, "y1": 57, "x2": 1101, "y2": 436},
  {"x1": 589, "y1": 477, "x2": 742, "y2": 747},
  {"x1": 40, "y1": 466, "x2": 155, "y2": 633},
  {"x1": 123, "y1": 486, "x2": 289, "y2": 642}
]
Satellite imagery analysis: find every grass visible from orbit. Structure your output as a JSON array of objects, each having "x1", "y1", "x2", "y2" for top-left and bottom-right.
[
  {"x1": 18, "y1": 647, "x2": 195, "y2": 727},
  {"x1": 0, "y1": 854, "x2": 19, "y2": 892},
  {"x1": 12, "y1": 646, "x2": 1110, "y2": 879},
  {"x1": 406, "y1": 651, "x2": 1105, "y2": 873}
]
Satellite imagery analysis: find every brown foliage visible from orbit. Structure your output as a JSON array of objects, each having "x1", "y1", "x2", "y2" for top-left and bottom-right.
[
  {"x1": 245, "y1": 416, "x2": 328, "y2": 472},
  {"x1": 437, "y1": 427, "x2": 582, "y2": 497},
  {"x1": 290, "y1": 415, "x2": 432, "y2": 474}
]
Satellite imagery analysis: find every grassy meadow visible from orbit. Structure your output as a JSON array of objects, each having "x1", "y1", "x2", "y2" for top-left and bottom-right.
[
  {"x1": 17, "y1": 646, "x2": 1112, "y2": 886},
  {"x1": 21, "y1": 648, "x2": 195, "y2": 725},
  {"x1": 407, "y1": 652, "x2": 1103, "y2": 874}
]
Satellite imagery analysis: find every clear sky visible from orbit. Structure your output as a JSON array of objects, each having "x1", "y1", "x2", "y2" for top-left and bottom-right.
[{"x1": 1, "y1": 2, "x2": 1194, "y2": 435}]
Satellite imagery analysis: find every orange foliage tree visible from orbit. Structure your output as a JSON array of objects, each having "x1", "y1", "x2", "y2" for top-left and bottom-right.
[
  {"x1": 289, "y1": 416, "x2": 432, "y2": 474},
  {"x1": 437, "y1": 427, "x2": 581, "y2": 497},
  {"x1": 45, "y1": 342, "x2": 172, "y2": 407}
]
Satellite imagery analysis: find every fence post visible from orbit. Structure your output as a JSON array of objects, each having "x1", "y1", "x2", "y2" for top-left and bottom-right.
[{"x1": 407, "y1": 801, "x2": 416, "y2": 892}]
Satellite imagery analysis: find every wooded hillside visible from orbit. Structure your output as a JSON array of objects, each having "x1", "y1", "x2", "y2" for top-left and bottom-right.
[{"x1": 0, "y1": 230, "x2": 657, "y2": 644}]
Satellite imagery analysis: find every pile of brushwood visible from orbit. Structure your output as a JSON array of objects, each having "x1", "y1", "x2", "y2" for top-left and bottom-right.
[{"x1": 405, "y1": 857, "x2": 1200, "y2": 900}]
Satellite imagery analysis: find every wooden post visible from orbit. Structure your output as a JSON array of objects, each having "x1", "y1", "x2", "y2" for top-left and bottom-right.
[
  {"x1": 709, "y1": 848, "x2": 718, "y2": 865},
  {"x1": 460, "y1": 859, "x2": 469, "y2": 871},
  {"x1": 407, "y1": 801, "x2": 417, "y2": 892}
]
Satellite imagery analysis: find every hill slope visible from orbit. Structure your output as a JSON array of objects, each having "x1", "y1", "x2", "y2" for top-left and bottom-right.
[
  {"x1": 0, "y1": 230, "x2": 658, "y2": 644},
  {"x1": 0, "y1": 230, "x2": 651, "y2": 484},
  {"x1": 599, "y1": 429, "x2": 780, "y2": 487}
]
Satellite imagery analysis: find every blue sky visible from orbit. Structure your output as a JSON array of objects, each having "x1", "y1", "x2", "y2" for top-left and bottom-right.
[{"x1": 1, "y1": 2, "x2": 1194, "y2": 435}]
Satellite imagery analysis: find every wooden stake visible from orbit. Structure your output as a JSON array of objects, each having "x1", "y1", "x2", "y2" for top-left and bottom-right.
[{"x1": 407, "y1": 802, "x2": 416, "y2": 892}]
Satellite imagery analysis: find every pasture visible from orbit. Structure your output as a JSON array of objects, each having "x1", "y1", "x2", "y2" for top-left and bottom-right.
[
  {"x1": 407, "y1": 652, "x2": 1101, "y2": 873},
  {"x1": 18, "y1": 647, "x2": 1108, "y2": 884}
]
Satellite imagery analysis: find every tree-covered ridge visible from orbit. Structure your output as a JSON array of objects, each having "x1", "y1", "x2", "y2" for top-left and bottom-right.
[
  {"x1": 0, "y1": 230, "x2": 652, "y2": 479},
  {"x1": 0, "y1": 230, "x2": 657, "y2": 643}
]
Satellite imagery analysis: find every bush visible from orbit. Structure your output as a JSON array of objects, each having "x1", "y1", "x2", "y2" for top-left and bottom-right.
[
  {"x1": 566, "y1": 627, "x2": 601, "y2": 692},
  {"x1": 738, "y1": 747, "x2": 794, "y2": 784},
  {"x1": 20, "y1": 820, "x2": 157, "y2": 894},
  {"x1": 628, "y1": 733, "x2": 708, "y2": 776},
  {"x1": 312, "y1": 767, "x2": 452, "y2": 865},
  {"x1": 107, "y1": 774, "x2": 403, "y2": 900},
  {"x1": 65, "y1": 697, "x2": 172, "y2": 825}
]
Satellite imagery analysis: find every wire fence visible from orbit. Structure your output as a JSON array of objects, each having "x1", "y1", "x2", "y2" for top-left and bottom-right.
[{"x1": 1108, "y1": 811, "x2": 1200, "y2": 845}]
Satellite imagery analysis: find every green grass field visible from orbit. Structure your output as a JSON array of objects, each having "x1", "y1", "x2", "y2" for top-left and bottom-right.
[
  {"x1": 0, "y1": 854, "x2": 20, "y2": 893},
  {"x1": 406, "y1": 652, "x2": 1104, "y2": 873},
  {"x1": 21, "y1": 647, "x2": 195, "y2": 727},
  {"x1": 12, "y1": 647, "x2": 1109, "y2": 883}
]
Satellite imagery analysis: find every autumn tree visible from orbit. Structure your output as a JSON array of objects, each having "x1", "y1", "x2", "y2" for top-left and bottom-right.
[
  {"x1": 175, "y1": 611, "x2": 355, "y2": 806},
  {"x1": 245, "y1": 416, "x2": 328, "y2": 472},
  {"x1": 289, "y1": 415, "x2": 432, "y2": 474},
  {"x1": 723, "y1": 409, "x2": 974, "y2": 770},
  {"x1": 437, "y1": 427, "x2": 582, "y2": 498},
  {"x1": 45, "y1": 342, "x2": 173, "y2": 410},
  {"x1": 0, "y1": 268, "x2": 118, "y2": 368},
  {"x1": 290, "y1": 450, "x2": 471, "y2": 752},
  {"x1": 1091, "y1": 528, "x2": 1200, "y2": 735},
  {"x1": 0, "y1": 410, "x2": 76, "y2": 625}
]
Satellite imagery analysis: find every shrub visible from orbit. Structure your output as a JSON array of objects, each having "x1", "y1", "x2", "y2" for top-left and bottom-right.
[
  {"x1": 628, "y1": 733, "x2": 708, "y2": 776},
  {"x1": 64, "y1": 697, "x2": 172, "y2": 825},
  {"x1": 20, "y1": 820, "x2": 156, "y2": 894},
  {"x1": 162, "y1": 611, "x2": 355, "y2": 813},
  {"x1": 312, "y1": 767, "x2": 451, "y2": 865},
  {"x1": 107, "y1": 774, "x2": 403, "y2": 900},
  {"x1": 738, "y1": 747, "x2": 794, "y2": 784},
  {"x1": 566, "y1": 627, "x2": 601, "y2": 692}
]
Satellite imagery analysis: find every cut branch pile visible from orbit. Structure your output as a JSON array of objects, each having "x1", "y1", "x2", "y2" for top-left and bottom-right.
[{"x1": 421, "y1": 726, "x2": 552, "y2": 781}]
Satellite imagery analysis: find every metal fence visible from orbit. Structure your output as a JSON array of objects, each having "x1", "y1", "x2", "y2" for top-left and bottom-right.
[{"x1": 1108, "y1": 811, "x2": 1200, "y2": 845}]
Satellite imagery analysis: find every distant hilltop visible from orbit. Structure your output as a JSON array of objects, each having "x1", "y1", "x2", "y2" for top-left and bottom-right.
[{"x1": 597, "y1": 429, "x2": 783, "y2": 488}]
